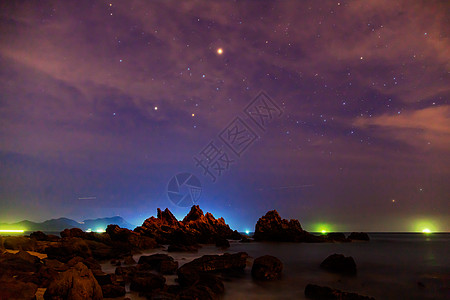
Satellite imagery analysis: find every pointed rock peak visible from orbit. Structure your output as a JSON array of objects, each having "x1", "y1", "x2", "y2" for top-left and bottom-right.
[
  {"x1": 158, "y1": 208, "x2": 178, "y2": 224},
  {"x1": 263, "y1": 210, "x2": 281, "y2": 220},
  {"x1": 183, "y1": 205, "x2": 204, "y2": 222}
]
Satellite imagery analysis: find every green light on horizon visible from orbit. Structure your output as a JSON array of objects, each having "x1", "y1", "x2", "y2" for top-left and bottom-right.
[
  {"x1": 321, "y1": 230, "x2": 327, "y2": 234},
  {"x1": 95, "y1": 228, "x2": 105, "y2": 233},
  {"x1": 422, "y1": 228, "x2": 431, "y2": 234},
  {"x1": 0, "y1": 229, "x2": 25, "y2": 233}
]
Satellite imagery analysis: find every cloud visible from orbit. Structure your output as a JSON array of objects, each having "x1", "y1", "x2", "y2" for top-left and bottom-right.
[{"x1": 354, "y1": 105, "x2": 450, "y2": 150}]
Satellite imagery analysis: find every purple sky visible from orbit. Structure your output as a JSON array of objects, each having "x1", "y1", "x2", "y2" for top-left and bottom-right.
[{"x1": 0, "y1": 1, "x2": 448, "y2": 232}]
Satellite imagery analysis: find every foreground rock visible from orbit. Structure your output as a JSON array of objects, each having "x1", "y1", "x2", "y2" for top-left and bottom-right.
[
  {"x1": 177, "y1": 252, "x2": 248, "y2": 287},
  {"x1": 0, "y1": 277, "x2": 38, "y2": 300},
  {"x1": 305, "y1": 284, "x2": 375, "y2": 299},
  {"x1": 320, "y1": 254, "x2": 357, "y2": 274},
  {"x1": 135, "y1": 206, "x2": 237, "y2": 246},
  {"x1": 138, "y1": 253, "x2": 178, "y2": 274},
  {"x1": 251, "y1": 255, "x2": 283, "y2": 281},
  {"x1": 44, "y1": 262, "x2": 103, "y2": 300},
  {"x1": 348, "y1": 232, "x2": 370, "y2": 241},
  {"x1": 254, "y1": 210, "x2": 324, "y2": 242}
]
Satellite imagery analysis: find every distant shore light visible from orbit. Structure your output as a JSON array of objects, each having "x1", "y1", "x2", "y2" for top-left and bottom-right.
[
  {"x1": 245, "y1": 230, "x2": 250, "y2": 235},
  {"x1": 321, "y1": 230, "x2": 327, "y2": 234},
  {"x1": 422, "y1": 228, "x2": 431, "y2": 234},
  {"x1": 96, "y1": 229, "x2": 106, "y2": 233},
  {"x1": 0, "y1": 229, "x2": 24, "y2": 233}
]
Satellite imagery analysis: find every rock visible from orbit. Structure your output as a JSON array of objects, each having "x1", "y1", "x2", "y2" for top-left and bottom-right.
[
  {"x1": 0, "y1": 250, "x2": 41, "y2": 273},
  {"x1": 129, "y1": 272, "x2": 166, "y2": 293},
  {"x1": 135, "y1": 205, "x2": 237, "y2": 245},
  {"x1": 30, "y1": 231, "x2": 49, "y2": 241},
  {"x1": 215, "y1": 237, "x2": 230, "y2": 249},
  {"x1": 251, "y1": 255, "x2": 283, "y2": 281},
  {"x1": 348, "y1": 232, "x2": 370, "y2": 241},
  {"x1": 60, "y1": 228, "x2": 86, "y2": 239},
  {"x1": 0, "y1": 277, "x2": 38, "y2": 300},
  {"x1": 115, "y1": 266, "x2": 138, "y2": 282},
  {"x1": 43, "y1": 259, "x2": 69, "y2": 272},
  {"x1": 45, "y1": 238, "x2": 92, "y2": 262},
  {"x1": 106, "y1": 224, "x2": 157, "y2": 251},
  {"x1": 92, "y1": 269, "x2": 112, "y2": 285},
  {"x1": 254, "y1": 210, "x2": 324, "y2": 242},
  {"x1": 177, "y1": 252, "x2": 248, "y2": 286},
  {"x1": 123, "y1": 255, "x2": 136, "y2": 265},
  {"x1": 138, "y1": 254, "x2": 178, "y2": 274},
  {"x1": 305, "y1": 284, "x2": 375, "y2": 299},
  {"x1": 320, "y1": 254, "x2": 357, "y2": 274},
  {"x1": 326, "y1": 233, "x2": 348, "y2": 242},
  {"x1": 177, "y1": 274, "x2": 225, "y2": 300},
  {"x1": 230, "y1": 230, "x2": 243, "y2": 240},
  {"x1": 239, "y1": 236, "x2": 252, "y2": 243},
  {"x1": 101, "y1": 284, "x2": 126, "y2": 298},
  {"x1": 44, "y1": 262, "x2": 103, "y2": 300},
  {"x1": 3, "y1": 236, "x2": 37, "y2": 251}
]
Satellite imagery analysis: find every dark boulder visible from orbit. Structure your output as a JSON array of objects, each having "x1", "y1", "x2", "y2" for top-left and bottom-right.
[
  {"x1": 44, "y1": 262, "x2": 103, "y2": 300},
  {"x1": 215, "y1": 237, "x2": 230, "y2": 249},
  {"x1": 101, "y1": 284, "x2": 126, "y2": 298},
  {"x1": 138, "y1": 253, "x2": 178, "y2": 274},
  {"x1": 123, "y1": 255, "x2": 136, "y2": 265},
  {"x1": 0, "y1": 250, "x2": 41, "y2": 273},
  {"x1": 45, "y1": 237, "x2": 92, "y2": 262},
  {"x1": 0, "y1": 277, "x2": 38, "y2": 300},
  {"x1": 129, "y1": 272, "x2": 166, "y2": 293},
  {"x1": 320, "y1": 254, "x2": 357, "y2": 274},
  {"x1": 254, "y1": 210, "x2": 323, "y2": 242},
  {"x1": 348, "y1": 232, "x2": 370, "y2": 241},
  {"x1": 251, "y1": 255, "x2": 283, "y2": 281},
  {"x1": 30, "y1": 231, "x2": 49, "y2": 241},
  {"x1": 305, "y1": 284, "x2": 375, "y2": 299},
  {"x1": 3, "y1": 236, "x2": 37, "y2": 251},
  {"x1": 60, "y1": 227, "x2": 86, "y2": 239},
  {"x1": 326, "y1": 232, "x2": 348, "y2": 242},
  {"x1": 177, "y1": 252, "x2": 248, "y2": 286}
]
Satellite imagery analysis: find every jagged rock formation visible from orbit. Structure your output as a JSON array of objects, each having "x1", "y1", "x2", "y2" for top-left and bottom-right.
[
  {"x1": 253, "y1": 210, "x2": 324, "y2": 242},
  {"x1": 135, "y1": 205, "x2": 242, "y2": 245}
]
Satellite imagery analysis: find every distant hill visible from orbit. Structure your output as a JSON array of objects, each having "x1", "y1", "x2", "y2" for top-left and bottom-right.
[{"x1": 0, "y1": 216, "x2": 136, "y2": 232}]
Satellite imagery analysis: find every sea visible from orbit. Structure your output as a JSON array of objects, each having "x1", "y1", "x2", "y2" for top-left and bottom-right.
[{"x1": 98, "y1": 232, "x2": 450, "y2": 300}]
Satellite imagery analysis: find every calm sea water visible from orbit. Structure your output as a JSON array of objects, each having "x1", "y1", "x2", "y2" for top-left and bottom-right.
[{"x1": 98, "y1": 233, "x2": 450, "y2": 300}]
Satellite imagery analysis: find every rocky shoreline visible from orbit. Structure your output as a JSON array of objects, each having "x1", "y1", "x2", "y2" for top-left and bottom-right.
[{"x1": 0, "y1": 205, "x2": 372, "y2": 299}]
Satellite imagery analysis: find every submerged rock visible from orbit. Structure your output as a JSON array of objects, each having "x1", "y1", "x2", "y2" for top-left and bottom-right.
[
  {"x1": 348, "y1": 232, "x2": 370, "y2": 241},
  {"x1": 320, "y1": 253, "x2": 357, "y2": 274},
  {"x1": 251, "y1": 255, "x2": 283, "y2": 281},
  {"x1": 129, "y1": 272, "x2": 166, "y2": 293},
  {"x1": 305, "y1": 284, "x2": 375, "y2": 299}
]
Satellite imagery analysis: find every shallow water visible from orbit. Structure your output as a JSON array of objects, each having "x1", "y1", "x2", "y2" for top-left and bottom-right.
[{"x1": 101, "y1": 233, "x2": 450, "y2": 300}]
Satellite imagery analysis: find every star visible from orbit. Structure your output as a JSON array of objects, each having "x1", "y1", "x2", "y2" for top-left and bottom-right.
[
  {"x1": 154, "y1": 106, "x2": 158, "y2": 111},
  {"x1": 217, "y1": 48, "x2": 223, "y2": 55}
]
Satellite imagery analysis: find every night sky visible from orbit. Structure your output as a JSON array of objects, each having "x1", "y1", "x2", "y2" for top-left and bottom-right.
[{"x1": 1, "y1": 1, "x2": 449, "y2": 232}]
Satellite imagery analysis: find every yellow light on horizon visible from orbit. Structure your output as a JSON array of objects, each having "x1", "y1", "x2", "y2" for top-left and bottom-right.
[
  {"x1": 321, "y1": 230, "x2": 327, "y2": 234},
  {"x1": 0, "y1": 229, "x2": 24, "y2": 233},
  {"x1": 422, "y1": 228, "x2": 431, "y2": 234}
]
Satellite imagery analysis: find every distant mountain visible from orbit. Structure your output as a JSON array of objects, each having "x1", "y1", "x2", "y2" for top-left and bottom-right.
[{"x1": 0, "y1": 216, "x2": 136, "y2": 232}]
